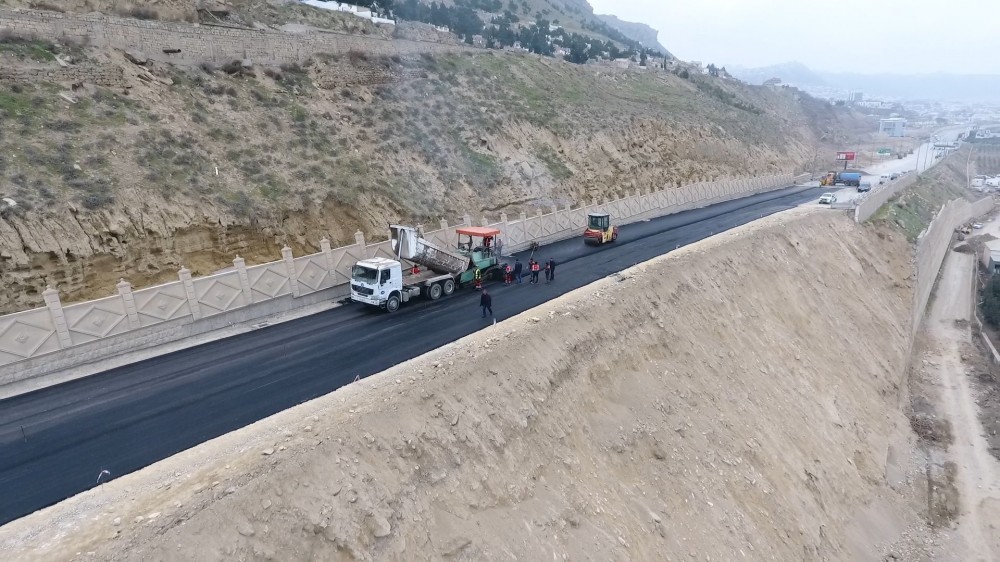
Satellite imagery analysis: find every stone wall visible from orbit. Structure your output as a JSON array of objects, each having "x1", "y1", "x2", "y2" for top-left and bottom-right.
[
  {"x1": 0, "y1": 7, "x2": 474, "y2": 67},
  {"x1": 0, "y1": 63, "x2": 125, "y2": 87},
  {"x1": 0, "y1": 173, "x2": 795, "y2": 386}
]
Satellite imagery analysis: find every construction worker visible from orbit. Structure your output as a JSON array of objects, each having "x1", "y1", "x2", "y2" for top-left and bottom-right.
[
  {"x1": 530, "y1": 259, "x2": 540, "y2": 284},
  {"x1": 480, "y1": 288, "x2": 493, "y2": 318},
  {"x1": 513, "y1": 259, "x2": 523, "y2": 284},
  {"x1": 474, "y1": 267, "x2": 482, "y2": 290},
  {"x1": 503, "y1": 263, "x2": 513, "y2": 285},
  {"x1": 547, "y1": 258, "x2": 556, "y2": 281},
  {"x1": 544, "y1": 259, "x2": 551, "y2": 283}
]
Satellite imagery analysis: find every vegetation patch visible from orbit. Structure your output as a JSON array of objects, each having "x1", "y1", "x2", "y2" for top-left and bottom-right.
[
  {"x1": 873, "y1": 149, "x2": 975, "y2": 241},
  {"x1": 535, "y1": 143, "x2": 572, "y2": 180}
]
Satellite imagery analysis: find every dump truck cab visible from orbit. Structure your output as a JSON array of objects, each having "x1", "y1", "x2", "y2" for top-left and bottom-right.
[
  {"x1": 583, "y1": 212, "x2": 618, "y2": 245},
  {"x1": 350, "y1": 225, "x2": 503, "y2": 312}
]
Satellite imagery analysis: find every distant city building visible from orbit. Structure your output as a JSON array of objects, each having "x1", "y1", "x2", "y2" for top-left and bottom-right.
[
  {"x1": 857, "y1": 100, "x2": 891, "y2": 109},
  {"x1": 879, "y1": 117, "x2": 907, "y2": 137},
  {"x1": 763, "y1": 77, "x2": 782, "y2": 87},
  {"x1": 848, "y1": 90, "x2": 864, "y2": 103}
]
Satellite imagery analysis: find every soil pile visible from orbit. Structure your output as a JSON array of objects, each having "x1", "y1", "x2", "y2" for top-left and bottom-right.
[{"x1": 0, "y1": 209, "x2": 920, "y2": 560}]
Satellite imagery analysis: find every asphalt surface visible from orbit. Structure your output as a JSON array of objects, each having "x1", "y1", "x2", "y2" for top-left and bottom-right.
[{"x1": 0, "y1": 184, "x2": 822, "y2": 526}]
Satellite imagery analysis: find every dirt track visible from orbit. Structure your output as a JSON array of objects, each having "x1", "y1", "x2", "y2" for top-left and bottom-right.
[
  {"x1": 1, "y1": 209, "x2": 930, "y2": 560},
  {"x1": 903, "y1": 247, "x2": 1000, "y2": 562}
]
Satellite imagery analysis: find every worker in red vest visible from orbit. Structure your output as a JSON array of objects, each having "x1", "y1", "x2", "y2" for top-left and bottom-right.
[
  {"x1": 530, "y1": 259, "x2": 540, "y2": 284},
  {"x1": 503, "y1": 263, "x2": 513, "y2": 285}
]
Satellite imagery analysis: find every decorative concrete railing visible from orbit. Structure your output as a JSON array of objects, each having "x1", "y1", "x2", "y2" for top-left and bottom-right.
[{"x1": 0, "y1": 173, "x2": 794, "y2": 371}]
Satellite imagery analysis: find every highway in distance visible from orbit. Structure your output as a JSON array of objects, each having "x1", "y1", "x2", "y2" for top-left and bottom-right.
[{"x1": 0, "y1": 184, "x2": 821, "y2": 526}]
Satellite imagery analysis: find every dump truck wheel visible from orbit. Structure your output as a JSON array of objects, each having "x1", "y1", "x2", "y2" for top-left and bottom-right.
[
  {"x1": 442, "y1": 279, "x2": 456, "y2": 296},
  {"x1": 386, "y1": 294, "x2": 400, "y2": 313},
  {"x1": 429, "y1": 282, "x2": 443, "y2": 300}
]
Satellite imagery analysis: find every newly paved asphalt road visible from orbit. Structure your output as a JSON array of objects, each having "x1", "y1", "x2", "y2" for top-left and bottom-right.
[{"x1": 0, "y1": 184, "x2": 822, "y2": 526}]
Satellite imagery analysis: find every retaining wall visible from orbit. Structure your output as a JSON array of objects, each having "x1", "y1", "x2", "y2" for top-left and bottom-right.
[
  {"x1": 855, "y1": 174, "x2": 918, "y2": 222},
  {"x1": 0, "y1": 173, "x2": 794, "y2": 382},
  {"x1": 0, "y1": 63, "x2": 125, "y2": 86},
  {"x1": 912, "y1": 196, "x2": 995, "y2": 336},
  {"x1": 0, "y1": 7, "x2": 472, "y2": 66}
]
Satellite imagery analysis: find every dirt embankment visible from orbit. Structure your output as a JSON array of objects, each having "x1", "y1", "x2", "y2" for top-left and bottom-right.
[
  {"x1": 0, "y1": 22, "x2": 871, "y2": 314},
  {"x1": 0, "y1": 209, "x2": 923, "y2": 561}
]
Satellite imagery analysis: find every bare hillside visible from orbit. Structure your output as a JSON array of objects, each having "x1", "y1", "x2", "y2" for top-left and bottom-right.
[
  {"x1": 0, "y1": 209, "x2": 932, "y2": 561},
  {"x1": 0, "y1": 11, "x2": 870, "y2": 313}
]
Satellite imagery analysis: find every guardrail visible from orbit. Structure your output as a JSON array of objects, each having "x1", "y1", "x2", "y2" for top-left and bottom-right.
[{"x1": 0, "y1": 173, "x2": 796, "y2": 378}]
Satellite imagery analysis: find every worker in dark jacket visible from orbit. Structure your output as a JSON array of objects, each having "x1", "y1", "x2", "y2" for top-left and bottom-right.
[
  {"x1": 480, "y1": 289, "x2": 493, "y2": 318},
  {"x1": 513, "y1": 259, "x2": 523, "y2": 284},
  {"x1": 544, "y1": 259, "x2": 552, "y2": 283},
  {"x1": 547, "y1": 258, "x2": 556, "y2": 281}
]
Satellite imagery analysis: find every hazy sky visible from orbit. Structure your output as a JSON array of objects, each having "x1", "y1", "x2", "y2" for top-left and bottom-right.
[{"x1": 587, "y1": 0, "x2": 995, "y2": 75}]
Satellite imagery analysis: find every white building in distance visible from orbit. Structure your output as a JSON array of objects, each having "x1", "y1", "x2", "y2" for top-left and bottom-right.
[{"x1": 879, "y1": 117, "x2": 907, "y2": 137}]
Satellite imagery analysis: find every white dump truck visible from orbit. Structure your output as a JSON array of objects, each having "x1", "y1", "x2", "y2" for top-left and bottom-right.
[{"x1": 350, "y1": 225, "x2": 501, "y2": 312}]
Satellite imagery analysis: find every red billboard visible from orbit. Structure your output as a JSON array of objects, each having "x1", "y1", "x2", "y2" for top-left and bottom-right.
[{"x1": 836, "y1": 151, "x2": 857, "y2": 161}]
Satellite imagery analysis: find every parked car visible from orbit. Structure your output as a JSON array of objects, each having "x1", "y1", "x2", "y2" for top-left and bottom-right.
[
  {"x1": 973, "y1": 223, "x2": 984, "y2": 229},
  {"x1": 857, "y1": 182, "x2": 872, "y2": 192},
  {"x1": 818, "y1": 192, "x2": 836, "y2": 204},
  {"x1": 890, "y1": 173, "x2": 900, "y2": 180},
  {"x1": 879, "y1": 175, "x2": 889, "y2": 184}
]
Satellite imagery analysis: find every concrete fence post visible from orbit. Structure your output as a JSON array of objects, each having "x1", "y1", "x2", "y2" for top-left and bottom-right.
[
  {"x1": 462, "y1": 213, "x2": 471, "y2": 226},
  {"x1": 439, "y1": 219, "x2": 449, "y2": 231},
  {"x1": 320, "y1": 238, "x2": 335, "y2": 272},
  {"x1": 520, "y1": 211, "x2": 528, "y2": 244},
  {"x1": 43, "y1": 286, "x2": 72, "y2": 348},
  {"x1": 354, "y1": 230, "x2": 366, "y2": 248},
  {"x1": 233, "y1": 255, "x2": 253, "y2": 304},
  {"x1": 116, "y1": 278, "x2": 141, "y2": 330},
  {"x1": 416, "y1": 224, "x2": 425, "y2": 238},
  {"x1": 282, "y1": 246, "x2": 300, "y2": 298},
  {"x1": 178, "y1": 267, "x2": 202, "y2": 320}
]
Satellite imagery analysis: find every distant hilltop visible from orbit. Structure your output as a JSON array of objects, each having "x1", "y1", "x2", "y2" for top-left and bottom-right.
[
  {"x1": 728, "y1": 60, "x2": 1000, "y2": 103},
  {"x1": 726, "y1": 62, "x2": 829, "y2": 88},
  {"x1": 595, "y1": 13, "x2": 671, "y2": 57}
]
